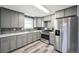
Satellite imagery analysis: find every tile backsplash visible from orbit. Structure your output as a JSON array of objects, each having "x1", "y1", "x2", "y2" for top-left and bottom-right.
[{"x1": 1, "y1": 28, "x2": 22, "y2": 34}]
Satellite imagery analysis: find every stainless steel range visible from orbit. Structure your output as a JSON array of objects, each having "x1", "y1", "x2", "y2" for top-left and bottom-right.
[{"x1": 41, "y1": 30, "x2": 53, "y2": 44}]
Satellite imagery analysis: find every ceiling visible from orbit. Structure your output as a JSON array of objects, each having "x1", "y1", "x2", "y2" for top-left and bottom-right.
[{"x1": 0, "y1": 5, "x2": 73, "y2": 17}]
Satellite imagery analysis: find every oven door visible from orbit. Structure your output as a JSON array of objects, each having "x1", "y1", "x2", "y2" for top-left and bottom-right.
[
  {"x1": 41, "y1": 34, "x2": 49, "y2": 40},
  {"x1": 41, "y1": 34, "x2": 49, "y2": 44}
]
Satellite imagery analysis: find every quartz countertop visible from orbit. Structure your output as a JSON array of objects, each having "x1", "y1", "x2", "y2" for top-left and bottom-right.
[{"x1": 0, "y1": 30, "x2": 41, "y2": 38}]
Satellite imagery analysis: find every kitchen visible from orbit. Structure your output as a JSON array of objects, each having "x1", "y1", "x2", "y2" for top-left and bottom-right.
[{"x1": 0, "y1": 5, "x2": 78, "y2": 53}]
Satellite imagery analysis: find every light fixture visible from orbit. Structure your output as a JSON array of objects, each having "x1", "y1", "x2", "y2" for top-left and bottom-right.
[{"x1": 34, "y1": 5, "x2": 50, "y2": 13}]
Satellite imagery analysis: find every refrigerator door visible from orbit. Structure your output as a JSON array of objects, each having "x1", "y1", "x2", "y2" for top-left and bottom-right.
[
  {"x1": 67, "y1": 16, "x2": 78, "y2": 53},
  {"x1": 54, "y1": 19, "x2": 63, "y2": 52},
  {"x1": 62, "y1": 16, "x2": 78, "y2": 53},
  {"x1": 62, "y1": 22, "x2": 68, "y2": 52}
]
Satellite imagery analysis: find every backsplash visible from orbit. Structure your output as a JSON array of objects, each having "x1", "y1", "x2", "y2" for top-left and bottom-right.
[{"x1": 1, "y1": 28, "x2": 22, "y2": 34}]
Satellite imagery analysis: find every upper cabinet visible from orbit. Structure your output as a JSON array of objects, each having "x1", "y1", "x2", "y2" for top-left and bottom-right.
[
  {"x1": 33, "y1": 17, "x2": 44, "y2": 27},
  {"x1": 37, "y1": 17, "x2": 42, "y2": 27},
  {"x1": 1, "y1": 8, "x2": 12, "y2": 28},
  {"x1": 33, "y1": 17, "x2": 37, "y2": 27},
  {"x1": 10, "y1": 11, "x2": 19, "y2": 28},
  {"x1": 64, "y1": 6, "x2": 77, "y2": 17},
  {"x1": 18, "y1": 13, "x2": 24, "y2": 28},
  {"x1": 44, "y1": 16, "x2": 51, "y2": 21},
  {"x1": 55, "y1": 6, "x2": 77, "y2": 18},
  {"x1": 55, "y1": 10, "x2": 64, "y2": 18},
  {"x1": 0, "y1": 7, "x2": 24, "y2": 28}
]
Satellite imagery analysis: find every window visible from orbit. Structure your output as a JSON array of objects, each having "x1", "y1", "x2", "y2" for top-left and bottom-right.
[{"x1": 24, "y1": 17, "x2": 33, "y2": 29}]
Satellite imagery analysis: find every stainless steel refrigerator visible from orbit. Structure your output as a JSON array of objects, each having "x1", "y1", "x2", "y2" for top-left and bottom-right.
[{"x1": 54, "y1": 16, "x2": 78, "y2": 53}]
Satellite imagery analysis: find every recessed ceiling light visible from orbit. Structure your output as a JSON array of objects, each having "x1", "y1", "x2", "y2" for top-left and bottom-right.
[{"x1": 34, "y1": 5, "x2": 50, "y2": 13}]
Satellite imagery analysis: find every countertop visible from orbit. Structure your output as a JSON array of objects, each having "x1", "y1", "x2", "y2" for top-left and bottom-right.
[{"x1": 0, "y1": 30, "x2": 41, "y2": 38}]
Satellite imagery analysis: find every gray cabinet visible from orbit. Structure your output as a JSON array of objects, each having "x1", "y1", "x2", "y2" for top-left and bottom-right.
[
  {"x1": 56, "y1": 10, "x2": 64, "y2": 18},
  {"x1": 16, "y1": 35, "x2": 23, "y2": 48},
  {"x1": 26, "y1": 34, "x2": 28, "y2": 44},
  {"x1": 0, "y1": 7, "x2": 24, "y2": 28},
  {"x1": 37, "y1": 18, "x2": 42, "y2": 27},
  {"x1": 0, "y1": 37, "x2": 10, "y2": 53},
  {"x1": 9, "y1": 36, "x2": 16, "y2": 51},
  {"x1": 1, "y1": 8, "x2": 11, "y2": 28},
  {"x1": 18, "y1": 13, "x2": 24, "y2": 28},
  {"x1": 11, "y1": 11, "x2": 19, "y2": 27},
  {"x1": 32, "y1": 32, "x2": 37, "y2": 41},
  {"x1": 33, "y1": 18, "x2": 37, "y2": 27},
  {"x1": 21, "y1": 34, "x2": 27, "y2": 46},
  {"x1": 27, "y1": 33, "x2": 33, "y2": 43},
  {"x1": 37, "y1": 32, "x2": 41, "y2": 40},
  {"x1": 32, "y1": 32, "x2": 41, "y2": 42},
  {"x1": 49, "y1": 33, "x2": 55, "y2": 45},
  {"x1": 64, "y1": 6, "x2": 77, "y2": 17}
]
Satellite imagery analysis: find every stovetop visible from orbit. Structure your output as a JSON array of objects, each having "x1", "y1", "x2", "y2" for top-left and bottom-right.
[{"x1": 41, "y1": 30, "x2": 53, "y2": 35}]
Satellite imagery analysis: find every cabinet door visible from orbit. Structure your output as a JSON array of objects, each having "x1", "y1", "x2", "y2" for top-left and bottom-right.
[
  {"x1": 26, "y1": 34, "x2": 28, "y2": 44},
  {"x1": 1, "y1": 8, "x2": 11, "y2": 28},
  {"x1": 21, "y1": 34, "x2": 27, "y2": 46},
  {"x1": 37, "y1": 18, "x2": 42, "y2": 27},
  {"x1": 32, "y1": 32, "x2": 37, "y2": 41},
  {"x1": 54, "y1": 36, "x2": 60, "y2": 51},
  {"x1": 9, "y1": 36, "x2": 16, "y2": 51},
  {"x1": 44, "y1": 16, "x2": 50, "y2": 21},
  {"x1": 37, "y1": 32, "x2": 41, "y2": 40},
  {"x1": 0, "y1": 37, "x2": 10, "y2": 53},
  {"x1": 64, "y1": 6, "x2": 77, "y2": 17},
  {"x1": 27, "y1": 33, "x2": 33, "y2": 43},
  {"x1": 11, "y1": 11, "x2": 19, "y2": 27},
  {"x1": 56, "y1": 10, "x2": 64, "y2": 18},
  {"x1": 41, "y1": 17, "x2": 44, "y2": 27},
  {"x1": 16, "y1": 35, "x2": 23, "y2": 48},
  {"x1": 49, "y1": 33, "x2": 55, "y2": 45},
  {"x1": 33, "y1": 18, "x2": 37, "y2": 27},
  {"x1": 18, "y1": 13, "x2": 24, "y2": 28}
]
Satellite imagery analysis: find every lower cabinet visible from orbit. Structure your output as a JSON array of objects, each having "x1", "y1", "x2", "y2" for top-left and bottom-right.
[
  {"x1": 37, "y1": 32, "x2": 41, "y2": 40},
  {"x1": 0, "y1": 31, "x2": 41, "y2": 53},
  {"x1": 0, "y1": 37, "x2": 10, "y2": 53},
  {"x1": 32, "y1": 32, "x2": 37, "y2": 41},
  {"x1": 49, "y1": 33, "x2": 55, "y2": 45},
  {"x1": 16, "y1": 35, "x2": 23, "y2": 48},
  {"x1": 21, "y1": 34, "x2": 27, "y2": 46},
  {"x1": 9, "y1": 36, "x2": 16, "y2": 51},
  {"x1": 32, "y1": 32, "x2": 41, "y2": 41},
  {"x1": 27, "y1": 33, "x2": 33, "y2": 43}
]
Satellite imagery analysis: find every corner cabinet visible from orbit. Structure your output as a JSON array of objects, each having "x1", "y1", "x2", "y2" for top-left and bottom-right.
[
  {"x1": 44, "y1": 16, "x2": 51, "y2": 21},
  {"x1": 0, "y1": 7, "x2": 24, "y2": 28},
  {"x1": 37, "y1": 17, "x2": 42, "y2": 27}
]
